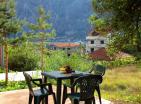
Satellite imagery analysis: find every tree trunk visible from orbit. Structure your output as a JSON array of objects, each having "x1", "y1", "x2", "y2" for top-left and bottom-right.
[
  {"x1": 136, "y1": 32, "x2": 141, "y2": 51},
  {"x1": 41, "y1": 41, "x2": 44, "y2": 71},
  {"x1": 136, "y1": 14, "x2": 141, "y2": 52},
  {"x1": 5, "y1": 43, "x2": 8, "y2": 84},
  {"x1": 41, "y1": 32, "x2": 44, "y2": 72}
]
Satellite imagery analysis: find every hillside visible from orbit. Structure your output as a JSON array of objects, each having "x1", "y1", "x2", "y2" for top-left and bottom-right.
[{"x1": 16, "y1": 0, "x2": 93, "y2": 41}]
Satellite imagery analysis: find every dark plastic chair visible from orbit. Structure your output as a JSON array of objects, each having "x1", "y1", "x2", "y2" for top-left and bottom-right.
[
  {"x1": 62, "y1": 75, "x2": 102, "y2": 104},
  {"x1": 23, "y1": 72, "x2": 56, "y2": 104},
  {"x1": 89, "y1": 64, "x2": 106, "y2": 76},
  {"x1": 89, "y1": 64, "x2": 106, "y2": 104}
]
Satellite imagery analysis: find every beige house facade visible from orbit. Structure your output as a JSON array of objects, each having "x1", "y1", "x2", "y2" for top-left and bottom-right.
[{"x1": 86, "y1": 31, "x2": 109, "y2": 53}]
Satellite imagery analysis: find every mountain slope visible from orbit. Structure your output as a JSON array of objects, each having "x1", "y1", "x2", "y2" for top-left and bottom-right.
[{"x1": 16, "y1": 0, "x2": 93, "y2": 41}]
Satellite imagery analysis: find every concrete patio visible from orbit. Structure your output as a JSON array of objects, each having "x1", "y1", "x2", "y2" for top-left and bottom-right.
[
  {"x1": 0, "y1": 71, "x2": 112, "y2": 104},
  {"x1": 0, "y1": 88, "x2": 112, "y2": 104}
]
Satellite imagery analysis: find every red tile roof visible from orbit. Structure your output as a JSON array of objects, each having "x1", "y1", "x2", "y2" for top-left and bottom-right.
[
  {"x1": 89, "y1": 48, "x2": 111, "y2": 61},
  {"x1": 89, "y1": 48, "x2": 133, "y2": 61},
  {"x1": 88, "y1": 30, "x2": 100, "y2": 36},
  {"x1": 50, "y1": 43, "x2": 80, "y2": 48}
]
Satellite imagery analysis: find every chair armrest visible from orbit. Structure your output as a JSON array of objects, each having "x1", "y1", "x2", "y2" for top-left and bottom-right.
[
  {"x1": 32, "y1": 80, "x2": 53, "y2": 92},
  {"x1": 33, "y1": 82, "x2": 51, "y2": 87},
  {"x1": 40, "y1": 83, "x2": 54, "y2": 93},
  {"x1": 32, "y1": 78, "x2": 42, "y2": 85},
  {"x1": 32, "y1": 78, "x2": 42, "y2": 81}
]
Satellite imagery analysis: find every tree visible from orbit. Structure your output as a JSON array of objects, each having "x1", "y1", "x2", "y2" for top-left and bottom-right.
[
  {"x1": 28, "y1": 6, "x2": 55, "y2": 71},
  {"x1": 0, "y1": 0, "x2": 22, "y2": 84},
  {"x1": 90, "y1": 0, "x2": 141, "y2": 52}
]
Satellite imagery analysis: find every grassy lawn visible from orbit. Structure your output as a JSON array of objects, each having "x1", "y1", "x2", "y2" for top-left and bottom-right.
[
  {"x1": 101, "y1": 65, "x2": 141, "y2": 104},
  {"x1": 0, "y1": 81, "x2": 27, "y2": 92}
]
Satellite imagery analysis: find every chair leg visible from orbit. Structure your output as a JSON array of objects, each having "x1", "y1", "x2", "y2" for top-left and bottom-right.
[
  {"x1": 85, "y1": 99, "x2": 93, "y2": 104},
  {"x1": 62, "y1": 97, "x2": 67, "y2": 104},
  {"x1": 52, "y1": 93, "x2": 57, "y2": 104},
  {"x1": 34, "y1": 96, "x2": 41, "y2": 104},
  {"x1": 73, "y1": 99, "x2": 79, "y2": 104},
  {"x1": 92, "y1": 96, "x2": 96, "y2": 104},
  {"x1": 96, "y1": 85, "x2": 102, "y2": 104},
  {"x1": 28, "y1": 94, "x2": 33, "y2": 104},
  {"x1": 62, "y1": 99, "x2": 66, "y2": 104},
  {"x1": 62, "y1": 85, "x2": 67, "y2": 104},
  {"x1": 45, "y1": 96, "x2": 48, "y2": 104}
]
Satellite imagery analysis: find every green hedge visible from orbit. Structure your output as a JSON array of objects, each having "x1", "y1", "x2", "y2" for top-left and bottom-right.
[
  {"x1": 0, "y1": 80, "x2": 27, "y2": 92},
  {"x1": 44, "y1": 50, "x2": 93, "y2": 71},
  {"x1": 8, "y1": 43, "x2": 40, "y2": 71},
  {"x1": 93, "y1": 56, "x2": 136, "y2": 69}
]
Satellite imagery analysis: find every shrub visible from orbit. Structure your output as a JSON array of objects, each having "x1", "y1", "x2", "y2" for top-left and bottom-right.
[
  {"x1": 0, "y1": 66, "x2": 4, "y2": 73},
  {"x1": 0, "y1": 66, "x2": 13, "y2": 73},
  {"x1": 0, "y1": 80, "x2": 27, "y2": 92},
  {"x1": 8, "y1": 43, "x2": 40, "y2": 71},
  {"x1": 44, "y1": 50, "x2": 93, "y2": 71},
  {"x1": 93, "y1": 56, "x2": 136, "y2": 69}
]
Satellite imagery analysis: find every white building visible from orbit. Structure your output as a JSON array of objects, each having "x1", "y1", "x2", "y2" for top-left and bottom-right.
[{"x1": 86, "y1": 31, "x2": 109, "y2": 53}]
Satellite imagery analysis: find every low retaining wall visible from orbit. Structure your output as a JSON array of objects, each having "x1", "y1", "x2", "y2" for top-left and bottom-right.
[{"x1": 0, "y1": 71, "x2": 41, "y2": 81}]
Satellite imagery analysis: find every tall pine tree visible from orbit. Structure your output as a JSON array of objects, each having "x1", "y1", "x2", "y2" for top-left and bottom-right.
[
  {"x1": 90, "y1": 0, "x2": 141, "y2": 52},
  {"x1": 0, "y1": 0, "x2": 22, "y2": 84},
  {"x1": 28, "y1": 6, "x2": 55, "y2": 71}
]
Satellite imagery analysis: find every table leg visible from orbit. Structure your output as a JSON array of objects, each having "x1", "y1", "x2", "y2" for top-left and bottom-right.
[
  {"x1": 70, "y1": 78, "x2": 74, "y2": 93},
  {"x1": 56, "y1": 79, "x2": 62, "y2": 104},
  {"x1": 42, "y1": 76, "x2": 47, "y2": 104},
  {"x1": 43, "y1": 76, "x2": 47, "y2": 83}
]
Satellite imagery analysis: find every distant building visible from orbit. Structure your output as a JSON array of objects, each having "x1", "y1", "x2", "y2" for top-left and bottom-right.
[
  {"x1": 48, "y1": 42, "x2": 80, "y2": 56},
  {"x1": 89, "y1": 47, "x2": 133, "y2": 61},
  {"x1": 86, "y1": 30, "x2": 109, "y2": 53}
]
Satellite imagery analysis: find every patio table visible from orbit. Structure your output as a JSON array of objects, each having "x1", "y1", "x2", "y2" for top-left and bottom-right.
[{"x1": 41, "y1": 71, "x2": 90, "y2": 104}]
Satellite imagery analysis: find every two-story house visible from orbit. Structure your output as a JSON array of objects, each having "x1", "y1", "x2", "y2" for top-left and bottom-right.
[{"x1": 86, "y1": 30, "x2": 108, "y2": 53}]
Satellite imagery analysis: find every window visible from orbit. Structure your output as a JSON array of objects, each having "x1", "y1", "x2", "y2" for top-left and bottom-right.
[
  {"x1": 67, "y1": 53, "x2": 71, "y2": 57},
  {"x1": 100, "y1": 40, "x2": 104, "y2": 44},
  {"x1": 67, "y1": 48, "x2": 70, "y2": 50},
  {"x1": 91, "y1": 48, "x2": 94, "y2": 52},
  {"x1": 91, "y1": 40, "x2": 94, "y2": 44},
  {"x1": 63, "y1": 48, "x2": 65, "y2": 50}
]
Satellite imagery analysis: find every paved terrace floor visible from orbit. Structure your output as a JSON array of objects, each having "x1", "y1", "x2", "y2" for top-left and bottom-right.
[
  {"x1": 0, "y1": 71, "x2": 112, "y2": 104},
  {"x1": 0, "y1": 87, "x2": 112, "y2": 104}
]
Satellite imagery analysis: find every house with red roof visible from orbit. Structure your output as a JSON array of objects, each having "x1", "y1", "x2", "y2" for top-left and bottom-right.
[
  {"x1": 86, "y1": 30, "x2": 133, "y2": 61},
  {"x1": 89, "y1": 47, "x2": 133, "y2": 61},
  {"x1": 48, "y1": 42, "x2": 81, "y2": 56}
]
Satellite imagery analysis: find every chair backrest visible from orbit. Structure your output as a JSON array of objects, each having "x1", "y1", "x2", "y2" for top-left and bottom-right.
[
  {"x1": 89, "y1": 64, "x2": 106, "y2": 76},
  {"x1": 23, "y1": 72, "x2": 34, "y2": 95},
  {"x1": 73, "y1": 75, "x2": 102, "y2": 101}
]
